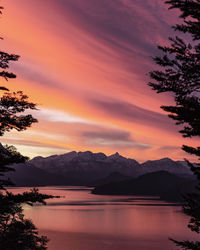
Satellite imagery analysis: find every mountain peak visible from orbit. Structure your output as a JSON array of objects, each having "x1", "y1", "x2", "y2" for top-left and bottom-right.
[{"x1": 108, "y1": 152, "x2": 124, "y2": 160}]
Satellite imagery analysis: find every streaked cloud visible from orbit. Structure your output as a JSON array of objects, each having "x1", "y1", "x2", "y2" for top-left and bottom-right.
[
  {"x1": 32, "y1": 108, "x2": 91, "y2": 124},
  {"x1": 1, "y1": 0, "x2": 193, "y2": 161},
  {"x1": 81, "y1": 129, "x2": 151, "y2": 149}
]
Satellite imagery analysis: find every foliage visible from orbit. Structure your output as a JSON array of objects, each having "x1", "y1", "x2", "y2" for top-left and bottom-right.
[
  {"x1": 0, "y1": 144, "x2": 29, "y2": 190},
  {"x1": 149, "y1": 0, "x2": 200, "y2": 248},
  {"x1": 0, "y1": 91, "x2": 37, "y2": 136},
  {"x1": 0, "y1": 189, "x2": 51, "y2": 250}
]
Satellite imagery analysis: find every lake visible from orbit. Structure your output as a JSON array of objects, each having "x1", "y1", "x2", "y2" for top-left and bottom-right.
[{"x1": 9, "y1": 186, "x2": 198, "y2": 250}]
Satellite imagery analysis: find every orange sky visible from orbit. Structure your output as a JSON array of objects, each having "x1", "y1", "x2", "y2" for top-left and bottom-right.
[{"x1": 0, "y1": 0, "x2": 194, "y2": 162}]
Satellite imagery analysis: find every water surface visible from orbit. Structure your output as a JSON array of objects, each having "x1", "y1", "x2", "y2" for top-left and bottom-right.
[{"x1": 9, "y1": 186, "x2": 198, "y2": 250}]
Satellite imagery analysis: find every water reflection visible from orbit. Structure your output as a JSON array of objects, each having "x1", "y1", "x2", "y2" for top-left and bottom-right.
[{"x1": 8, "y1": 186, "x2": 197, "y2": 250}]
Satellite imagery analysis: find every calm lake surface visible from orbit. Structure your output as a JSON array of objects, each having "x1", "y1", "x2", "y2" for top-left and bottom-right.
[{"x1": 9, "y1": 186, "x2": 198, "y2": 250}]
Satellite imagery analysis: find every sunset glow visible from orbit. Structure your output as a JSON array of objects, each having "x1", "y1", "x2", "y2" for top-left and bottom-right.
[{"x1": 1, "y1": 0, "x2": 193, "y2": 161}]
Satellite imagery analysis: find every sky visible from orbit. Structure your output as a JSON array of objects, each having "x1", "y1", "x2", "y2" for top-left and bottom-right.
[{"x1": 0, "y1": 0, "x2": 196, "y2": 162}]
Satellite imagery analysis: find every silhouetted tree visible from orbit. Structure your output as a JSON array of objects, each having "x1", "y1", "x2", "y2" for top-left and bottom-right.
[
  {"x1": 0, "y1": 6, "x2": 52, "y2": 250},
  {"x1": 149, "y1": 0, "x2": 200, "y2": 249},
  {"x1": 0, "y1": 187, "x2": 51, "y2": 250}
]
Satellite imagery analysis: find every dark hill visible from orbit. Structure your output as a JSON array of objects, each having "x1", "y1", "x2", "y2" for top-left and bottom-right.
[
  {"x1": 92, "y1": 171, "x2": 191, "y2": 198},
  {"x1": 160, "y1": 179, "x2": 197, "y2": 201},
  {"x1": 4, "y1": 164, "x2": 68, "y2": 186},
  {"x1": 89, "y1": 172, "x2": 131, "y2": 187}
]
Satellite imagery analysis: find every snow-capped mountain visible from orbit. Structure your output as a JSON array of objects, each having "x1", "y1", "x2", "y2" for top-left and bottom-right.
[
  {"x1": 141, "y1": 158, "x2": 192, "y2": 176},
  {"x1": 7, "y1": 150, "x2": 194, "y2": 186},
  {"x1": 28, "y1": 151, "x2": 193, "y2": 179},
  {"x1": 28, "y1": 151, "x2": 140, "y2": 179}
]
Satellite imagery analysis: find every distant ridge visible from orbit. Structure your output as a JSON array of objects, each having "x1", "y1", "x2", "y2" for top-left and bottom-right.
[
  {"x1": 92, "y1": 171, "x2": 197, "y2": 201},
  {"x1": 92, "y1": 171, "x2": 186, "y2": 195},
  {"x1": 5, "y1": 150, "x2": 194, "y2": 186}
]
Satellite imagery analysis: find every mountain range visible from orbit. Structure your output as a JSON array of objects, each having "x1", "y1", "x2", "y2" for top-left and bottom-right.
[{"x1": 5, "y1": 150, "x2": 194, "y2": 186}]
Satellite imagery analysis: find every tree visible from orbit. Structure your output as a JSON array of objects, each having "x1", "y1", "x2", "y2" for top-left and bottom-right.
[
  {"x1": 0, "y1": 187, "x2": 51, "y2": 250},
  {"x1": 149, "y1": 0, "x2": 200, "y2": 249},
  {"x1": 0, "y1": 6, "x2": 53, "y2": 250}
]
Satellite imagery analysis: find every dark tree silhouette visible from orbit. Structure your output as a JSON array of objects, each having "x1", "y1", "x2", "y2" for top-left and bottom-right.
[
  {"x1": 0, "y1": 6, "x2": 53, "y2": 250},
  {"x1": 149, "y1": 0, "x2": 200, "y2": 249}
]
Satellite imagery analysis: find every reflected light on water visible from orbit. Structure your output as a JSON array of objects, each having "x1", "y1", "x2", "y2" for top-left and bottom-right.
[{"x1": 8, "y1": 186, "x2": 197, "y2": 250}]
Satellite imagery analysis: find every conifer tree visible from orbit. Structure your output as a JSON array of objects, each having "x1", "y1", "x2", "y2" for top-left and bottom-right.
[{"x1": 149, "y1": 0, "x2": 200, "y2": 248}]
